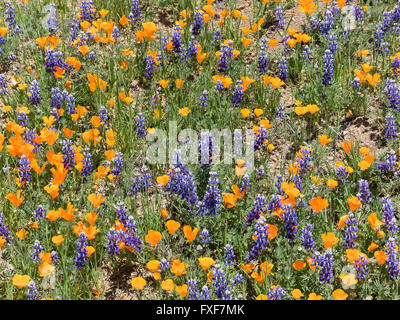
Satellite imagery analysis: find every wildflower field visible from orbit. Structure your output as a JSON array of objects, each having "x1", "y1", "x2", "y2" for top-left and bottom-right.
[{"x1": 0, "y1": 0, "x2": 400, "y2": 301}]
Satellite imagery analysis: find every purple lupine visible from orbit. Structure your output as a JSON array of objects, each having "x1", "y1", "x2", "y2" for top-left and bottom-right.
[
  {"x1": 275, "y1": 175, "x2": 284, "y2": 195},
  {"x1": 355, "y1": 256, "x2": 368, "y2": 280},
  {"x1": 187, "y1": 37, "x2": 199, "y2": 58},
  {"x1": 111, "y1": 152, "x2": 124, "y2": 179},
  {"x1": 312, "y1": 249, "x2": 334, "y2": 284},
  {"x1": 374, "y1": 24, "x2": 384, "y2": 52},
  {"x1": 33, "y1": 205, "x2": 46, "y2": 220},
  {"x1": 298, "y1": 147, "x2": 312, "y2": 175},
  {"x1": 18, "y1": 111, "x2": 28, "y2": 127},
  {"x1": 199, "y1": 90, "x2": 208, "y2": 110},
  {"x1": 245, "y1": 195, "x2": 267, "y2": 225},
  {"x1": 231, "y1": 273, "x2": 244, "y2": 285},
  {"x1": 353, "y1": 5, "x2": 364, "y2": 21},
  {"x1": 81, "y1": 149, "x2": 92, "y2": 182},
  {"x1": 382, "y1": 42, "x2": 390, "y2": 56},
  {"x1": 382, "y1": 11, "x2": 392, "y2": 33},
  {"x1": 218, "y1": 42, "x2": 234, "y2": 73},
  {"x1": 198, "y1": 172, "x2": 222, "y2": 216},
  {"x1": 44, "y1": 49, "x2": 71, "y2": 74},
  {"x1": 18, "y1": 155, "x2": 31, "y2": 184},
  {"x1": 171, "y1": 24, "x2": 185, "y2": 53},
  {"x1": 385, "y1": 113, "x2": 398, "y2": 140},
  {"x1": 25, "y1": 281, "x2": 39, "y2": 300},
  {"x1": 5, "y1": 3, "x2": 21, "y2": 35},
  {"x1": 322, "y1": 49, "x2": 334, "y2": 86},
  {"x1": 301, "y1": 223, "x2": 315, "y2": 251},
  {"x1": 0, "y1": 214, "x2": 12, "y2": 244},
  {"x1": 129, "y1": 166, "x2": 152, "y2": 195},
  {"x1": 212, "y1": 264, "x2": 232, "y2": 300},
  {"x1": 51, "y1": 251, "x2": 60, "y2": 264},
  {"x1": 198, "y1": 132, "x2": 213, "y2": 167},
  {"x1": 0, "y1": 75, "x2": 8, "y2": 94},
  {"x1": 248, "y1": 216, "x2": 269, "y2": 260},
  {"x1": 282, "y1": 204, "x2": 298, "y2": 246},
  {"x1": 254, "y1": 125, "x2": 268, "y2": 151},
  {"x1": 381, "y1": 196, "x2": 399, "y2": 236},
  {"x1": 258, "y1": 38, "x2": 269, "y2": 74},
  {"x1": 357, "y1": 179, "x2": 372, "y2": 204},
  {"x1": 275, "y1": 7, "x2": 285, "y2": 30},
  {"x1": 223, "y1": 244, "x2": 236, "y2": 266},
  {"x1": 255, "y1": 166, "x2": 265, "y2": 177},
  {"x1": 320, "y1": 8, "x2": 335, "y2": 35},
  {"x1": 385, "y1": 238, "x2": 400, "y2": 279},
  {"x1": 240, "y1": 175, "x2": 251, "y2": 194},
  {"x1": 135, "y1": 113, "x2": 147, "y2": 137},
  {"x1": 336, "y1": 165, "x2": 348, "y2": 184},
  {"x1": 267, "y1": 285, "x2": 286, "y2": 300},
  {"x1": 50, "y1": 87, "x2": 63, "y2": 111},
  {"x1": 78, "y1": 1, "x2": 96, "y2": 22},
  {"x1": 187, "y1": 279, "x2": 200, "y2": 300},
  {"x1": 69, "y1": 18, "x2": 80, "y2": 44},
  {"x1": 144, "y1": 54, "x2": 155, "y2": 81},
  {"x1": 343, "y1": 213, "x2": 358, "y2": 249},
  {"x1": 302, "y1": 45, "x2": 313, "y2": 66},
  {"x1": 107, "y1": 228, "x2": 122, "y2": 256},
  {"x1": 111, "y1": 26, "x2": 121, "y2": 39},
  {"x1": 267, "y1": 194, "x2": 282, "y2": 213},
  {"x1": 73, "y1": 232, "x2": 88, "y2": 269},
  {"x1": 31, "y1": 240, "x2": 44, "y2": 262},
  {"x1": 61, "y1": 139, "x2": 75, "y2": 171},
  {"x1": 98, "y1": 106, "x2": 108, "y2": 126},
  {"x1": 231, "y1": 80, "x2": 244, "y2": 107},
  {"x1": 46, "y1": 3, "x2": 58, "y2": 34},
  {"x1": 65, "y1": 93, "x2": 76, "y2": 115},
  {"x1": 392, "y1": 56, "x2": 400, "y2": 75},
  {"x1": 160, "y1": 258, "x2": 171, "y2": 270},
  {"x1": 165, "y1": 161, "x2": 199, "y2": 208},
  {"x1": 192, "y1": 9, "x2": 203, "y2": 35},
  {"x1": 123, "y1": 216, "x2": 142, "y2": 251},
  {"x1": 278, "y1": 58, "x2": 288, "y2": 81},
  {"x1": 29, "y1": 80, "x2": 41, "y2": 106},
  {"x1": 200, "y1": 229, "x2": 211, "y2": 244},
  {"x1": 350, "y1": 77, "x2": 360, "y2": 88},
  {"x1": 128, "y1": 0, "x2": 142, "y2": 24},
  {"x1": 328, "y1": 34, "x2": 338, "y2": 54}
]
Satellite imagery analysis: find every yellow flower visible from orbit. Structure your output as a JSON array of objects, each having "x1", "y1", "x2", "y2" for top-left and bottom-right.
[{"x1": 178, "y1": 107, "x2": 191, "y2": 117}]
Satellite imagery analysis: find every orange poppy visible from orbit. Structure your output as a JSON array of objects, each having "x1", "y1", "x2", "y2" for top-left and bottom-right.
[
  {"x1": 198, "y1": 257, "x2": 215, "y2": 271},
  {"x1": 170, "y1": 259, "x2": 188, "y2": 276},
  {"x1": 347, "y1": 197, "x2": 362, "y2": 211},
  {"x1": 321, "y1": 232, "x2": 339, "y2": 249},
  {"x1": 309, "y1": 196, "x2": 329, "y2": 214},
  {"x1": 12, "y1": 274, "x2": 31, "y2": 288},
  {"x1": 145, "y1": 230, "x2": 162, "y2": 247},
  {"x1": 131, "y1": 277, "x2": 146, "y2": 290},
  {"x1": 183, "y1": 225, "x2": 198, "y2": 242},
  {"x1": 165, "y1": 220, "x2": 181, "y2": 234},
  {"x1": 161, "y1": 279, "x2": 175, "y2": 291},
  {"x1": 175, "y1": 284, "x2": 188, "y2": 298}
]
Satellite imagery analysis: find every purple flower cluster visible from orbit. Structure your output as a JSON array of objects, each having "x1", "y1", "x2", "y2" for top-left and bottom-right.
[
  {"x1": 73, "y1": 232, "x2": 88, "y2": 269},
  {"x1": 312, "y1": 249, "x2": 334, "y2": 284},
  {"x1": 129, "y1": 166, "x2": 152, "y2": 195},
  {"x1": 198, "y1": 172, "x2": 222, "y2": 216},
  {"x1": 248, "y1": 216, "x2": 269, "y2": 261},
  {"x1": 245, "y1": 195, "x2": 267, "y2": 225},
  {"x1": 343, "y1": 213, "x2": 358, "y2": 249},
  {"x1": 18, "y1": 155, "x2": 31, "y2": 184},
  {"x1": 301, "y1": 223, "x2": 315, "y2": 251}
]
